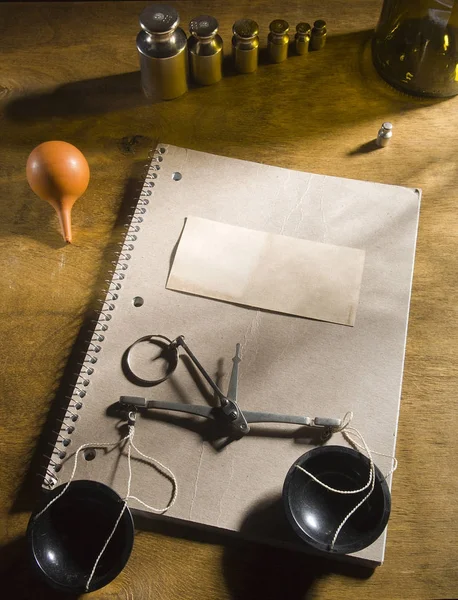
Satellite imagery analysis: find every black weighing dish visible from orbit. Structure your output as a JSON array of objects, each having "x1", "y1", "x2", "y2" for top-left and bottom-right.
[
  {"x1": 27, "y1": 480, "x2": 134, "y2": 593},
  {"x1": 283, "y1": 446, "x2": 391, "y2": 555}
]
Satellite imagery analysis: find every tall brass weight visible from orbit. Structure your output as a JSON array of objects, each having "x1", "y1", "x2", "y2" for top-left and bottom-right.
[{"x1": 137, "y1": 4, "x2": 188, "y2": 100}]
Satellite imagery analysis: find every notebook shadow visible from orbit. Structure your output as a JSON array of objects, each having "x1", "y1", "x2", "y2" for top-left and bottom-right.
[
  {"x1": 131, "y1": 510, "x2": 326, "y2": 600},
  {"x1": 9, "y1": 159, "x2": 156, "y2": 515},
  {"x1": 133, "y1": 494, "x2": 374, "y2": 600},
  {"x1": 223, "y1": 496, "x2": 374, "y2": 600}
]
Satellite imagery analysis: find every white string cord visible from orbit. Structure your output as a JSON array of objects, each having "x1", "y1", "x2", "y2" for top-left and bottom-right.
[
  {"x1": 295, "y1": 412, "x2": 397, "y2": 550},
  {"x1": 34, "y1": 433, "x2": 131, "y2": 521},
  {"x1": 127, "y1": 434, "x2": 178, "y2": 513},
  {"x1": 34, "y1": 420, "x2": 178, "y2": 592},
  {"x1": 85, "y1": 432, "x2": 134, "y2": 590}
]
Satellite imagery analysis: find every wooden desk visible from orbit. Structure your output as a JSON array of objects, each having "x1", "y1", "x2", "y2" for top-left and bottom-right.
[{"x1": 1, "y1": 1, "x2": 457, "y2": 598}]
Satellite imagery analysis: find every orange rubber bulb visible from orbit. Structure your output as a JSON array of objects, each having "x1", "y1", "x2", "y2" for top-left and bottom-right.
[{"x1": 26, "y1": 141, "x2": 90, "y2": 243}]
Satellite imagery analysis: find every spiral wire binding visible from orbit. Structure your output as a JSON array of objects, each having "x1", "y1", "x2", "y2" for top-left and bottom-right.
[{"x1": 42, "y1": 145, "x2": 166, "y2": 489}]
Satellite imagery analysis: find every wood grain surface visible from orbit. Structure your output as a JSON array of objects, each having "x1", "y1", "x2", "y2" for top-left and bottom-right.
[{"x1": 0, "y1": 1, "x2": 457, "y2": 599}]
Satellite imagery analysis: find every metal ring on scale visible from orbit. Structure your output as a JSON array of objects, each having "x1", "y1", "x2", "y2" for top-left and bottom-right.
[{"x1": 123, "y1": 334, "x2": 179, "y2": 387}]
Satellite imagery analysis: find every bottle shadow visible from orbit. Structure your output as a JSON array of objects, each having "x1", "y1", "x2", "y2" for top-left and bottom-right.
[
  {"x1": 5, "y1": 30, "x2": 447, "y2": 130},
  {"x1": 5, "y1": 71, "x2": 150, "y2": 122},
  {"x1": 348, "y1": 140, "x2": 380, "y2": 155}
]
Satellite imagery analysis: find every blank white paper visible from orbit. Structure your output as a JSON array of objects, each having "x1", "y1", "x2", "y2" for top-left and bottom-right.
[{"x1": 167, "y1": 216, "x2": 365, "y2": 326}]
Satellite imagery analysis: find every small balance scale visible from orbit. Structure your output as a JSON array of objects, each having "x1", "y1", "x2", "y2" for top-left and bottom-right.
[{"x1": 120, "y1": 334, "x2": 342, "y2": 439}]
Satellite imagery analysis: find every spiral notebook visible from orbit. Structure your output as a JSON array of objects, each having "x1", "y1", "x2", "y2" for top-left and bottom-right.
[{"x1": 42, "y1": 144, "x2": 421, "y2": 567}]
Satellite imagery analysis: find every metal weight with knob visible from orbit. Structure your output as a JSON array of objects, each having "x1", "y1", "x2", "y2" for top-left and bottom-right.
[
  {"x1": 136, "y1": 4, "x2": 188, "y2": 100},
  {"x1": 232, "y1": 19, "x2": 260, "y2": 74},
  {"x1": 268, "y1": 19, "x2": 290, "y2": 63},
  {"x1": 295, "y1": 22, "x2": 311, "y2": 55},
  {"x1": 188, "y1": 15, "x2": 223, "y2": 86}
]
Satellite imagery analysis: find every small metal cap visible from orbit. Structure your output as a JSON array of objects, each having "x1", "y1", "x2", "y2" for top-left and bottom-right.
[
  {"x1": 313, "y1": 19, "x2": 327, "y2": 31},
  {"x1": 189, "y1": 15, "x2": 219, "y2": 39},
  {"x1": 376, "y1": 122, "x2": 393, "y2": 147},
  {"x1": 233, "y1": 18, "x2": 259, "y2": 39},
  {"x1": 269, "y1": 19, "x2": 289, "y2": 35},
  {"x1": 296, "y1": 22, "x2": 311, "y2": 36},
  {"x1": 139, "y1": 4, "x2": 179, "y2": 35}
]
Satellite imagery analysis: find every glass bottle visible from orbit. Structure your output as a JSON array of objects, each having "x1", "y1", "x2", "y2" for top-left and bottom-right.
[{"x1": 372, "y1": 0, "x2": 458, "y2": 97}]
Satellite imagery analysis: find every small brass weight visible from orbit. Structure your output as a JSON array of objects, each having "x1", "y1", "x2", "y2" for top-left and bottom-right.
[
  {"x1": 188, "y1": 15, "x2": 223, "y2": 86},
  {"x1": 232, "y1": 18, "x2": 260, "y2": 73},
  {"x1": 268, "y1": 19, "x2": 290, "y2": 63}
]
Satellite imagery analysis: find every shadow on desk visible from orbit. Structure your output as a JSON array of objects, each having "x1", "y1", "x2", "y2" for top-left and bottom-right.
[
  {"x1": 5, "y1": 71, "x2": 150, "y2": 122},
  {"x1": 5, "y1": 30, "x2": 444, "y2": 131},
  {"x1": 135, "y1": 506, "x2": 374, "y2": 600},
  {"x1": 7, "y1": 26, "x2": 421, "y2": 598},
  {"x1": 9, "y1": 158, "x2": 154, "y2": 514},
  {"x1": 1, "y1": 516, "x2": 373, "y2": 600},
  {"x1": 0, "y1": 537, "x2": 79, "y2": 600}
]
